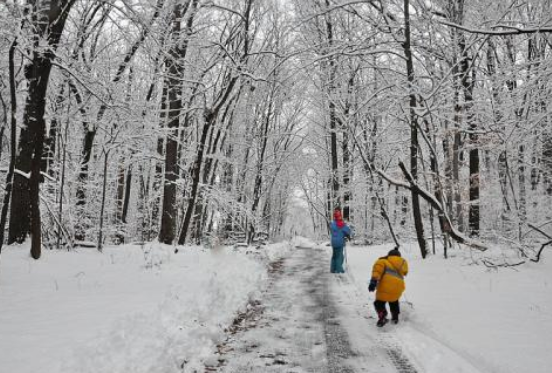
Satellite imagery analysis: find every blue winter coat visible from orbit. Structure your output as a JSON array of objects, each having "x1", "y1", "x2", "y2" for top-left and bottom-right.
[{"x1": 330, "y1": 221, "x2": 351, "y2": 248}]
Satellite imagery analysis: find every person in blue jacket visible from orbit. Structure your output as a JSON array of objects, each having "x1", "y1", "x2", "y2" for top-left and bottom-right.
[{"x1": 330, "y1": 208, "x2": 351, "y2": 273}]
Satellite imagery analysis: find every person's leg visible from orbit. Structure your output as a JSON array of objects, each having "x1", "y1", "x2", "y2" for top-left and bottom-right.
[
  {"x1": 330, "y1": 247, "x2": 337, "y2": 273},
  {"x1": 389, "y1": 300, "x2": 400, "y2": 323},
  {"x1": 374, "y1": 300, "x2": 388, "y2": 326},
  {"x1": 373, "y1": 300, "x2": 387, "y2": 319},
  {"x1": 334, "y1": 246, "x2": 344, "y2": 273}
]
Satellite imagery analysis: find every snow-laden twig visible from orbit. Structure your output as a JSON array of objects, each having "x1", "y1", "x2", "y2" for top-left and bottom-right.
[
  {"x1": 39, "y1": 193, "x2": 74, "y2": 249},
  {"x1": 13, "y1": 168, "x2": 31, "y2": 180},
  {"x1": 299, "y1": 0, "x2": 379, "y2": 25}
]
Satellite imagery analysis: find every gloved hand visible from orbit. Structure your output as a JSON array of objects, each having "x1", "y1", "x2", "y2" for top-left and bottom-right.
[{"x1": 368, "y1": 279, "x2": 377, "y2": 292}]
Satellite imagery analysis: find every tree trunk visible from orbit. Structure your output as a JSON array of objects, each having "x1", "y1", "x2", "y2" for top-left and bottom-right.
[
  {"x1": 97, "y1": 149, "x2": 110, "y2": 252},
  {"x1": 122, "y1": 165, "x2": 132, "y2": 225},
  {"x1": 324, "y1": 1, "x2": 340, "y2": 209},
  {"x1": 461, "y1": 43, "x2": 479, "y2": 236},
  {"x1": 43, "y1": 83, "x2": 65, "y2": 176},
  {"x1": 341, "y1": 72, "x2": 355, "y2": 221},
  {"x1": 115, "y1": 156, "x2": 126, "y2": 243},
  {"x1": 248, "y1": 92, "x2": 274, "y2": 244},
  {"x1": 158, "y1": 0, "x2": 197, "y2": 244},
  {"x1": 178, "y1": 109, "x2": 217, "y2": 245},
  {"x1": 403, "y1": 0, "x2": 427, "y2": 258},
  {"x1": 518, "y1": 145, "x2": 527, "y2": 233},
  {"x1": 487, "y1": 40, "x2": 510, "y2": 213},
  {"x1": 9, "y1": 2, "x2": 74, "y2": 254},
  {"x1": 0, "y1": 40, "x2": 18, "y2": 254}
]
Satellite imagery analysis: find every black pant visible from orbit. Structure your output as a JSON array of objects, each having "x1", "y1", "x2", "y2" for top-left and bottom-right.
[{"x1": 374, "y1": 300, "x2": 400, "y2": 320}]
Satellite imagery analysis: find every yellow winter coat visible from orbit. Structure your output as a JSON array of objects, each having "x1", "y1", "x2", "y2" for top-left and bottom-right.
[{"x1": 371, "y1": 255, "x2": 408, "y2": 302}]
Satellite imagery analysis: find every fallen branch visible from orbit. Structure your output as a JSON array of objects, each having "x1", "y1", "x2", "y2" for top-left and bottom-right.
[
  {"x1": 481, "y1": 258, "x2": 525, "y2": 268},
  {"x1": 531, "y1": 240, "x2": 552, "y2": 263},
  {"x1": 527, "y1": 223, "x2": 552, "y2": 263}
]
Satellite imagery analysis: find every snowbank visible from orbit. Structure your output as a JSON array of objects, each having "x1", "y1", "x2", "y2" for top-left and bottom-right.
[{"x1": 0, "y1": 241, "x2": 290, "y2": 373}]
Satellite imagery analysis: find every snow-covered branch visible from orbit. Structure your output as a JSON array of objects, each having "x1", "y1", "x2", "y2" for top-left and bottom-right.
[
  {"x1": 438, "y1": 19, "x2": 552, "y2": 35},
  {"x1": 397, "y1": 162, "x2": 487, "y2": 251}
]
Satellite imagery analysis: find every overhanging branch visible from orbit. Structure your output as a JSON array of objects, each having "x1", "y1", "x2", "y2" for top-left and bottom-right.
[
  {"x1": 397, "y1": 161, "x2": 487, "y2": 251},
  {"x1": 438, "y1": 19, "x2": 552, "y2": 35}
]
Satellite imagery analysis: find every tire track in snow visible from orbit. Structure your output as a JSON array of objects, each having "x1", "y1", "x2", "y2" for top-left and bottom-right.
[
  {"x1": 304, "y1": 246, "x2": 355, "y2": 373},
  {"x1": 215, "y1": 245, "x2": 418, "y2": 373},
  {"x1": 376, "y1": 332, "x2": 418, "y2": 373},
  {"x1": 333, "y1": 268, "x2": 418, "y2": 373},
  {"x1": 215, "y1": 245, "x2": 329, "y2": 372}
]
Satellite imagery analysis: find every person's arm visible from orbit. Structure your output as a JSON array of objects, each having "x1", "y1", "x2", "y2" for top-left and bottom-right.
[
  {"x1": 368, "y1": 259, "x2": 385, "y2": 291},
  {"x1": 344, "y1": 225, "x2": 351, "y2": 240},
  {"x1": 401, "y1": 259, "x2": 409, "y2": 277},
  {"x1": 371, "y1": 260, "x2": 384, "y2": 281}
]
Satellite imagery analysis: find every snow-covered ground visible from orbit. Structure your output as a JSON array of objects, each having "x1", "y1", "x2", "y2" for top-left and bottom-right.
[
  {"x1": 0, "y1": 237, "x2": 551, "y2": 373},
  {"x1": 0, "y1": 241, "x2": 291, "y2": 373},
  {"x1": 340, "y1": 242, "x2": 552, "y2": 373}
]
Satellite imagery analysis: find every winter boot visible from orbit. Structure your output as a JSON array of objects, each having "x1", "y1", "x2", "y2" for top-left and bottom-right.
[
  {"x1": 376, "y1": 311, "x2": 388, "y2": 327},
  {"x1": 391, "y1": 313, "x2": 399, "y2": 324}
]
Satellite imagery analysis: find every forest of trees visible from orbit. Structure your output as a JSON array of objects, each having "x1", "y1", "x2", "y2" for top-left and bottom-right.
[{"x1": 0, "y1": 0, "x2": 551, "y2": 262}]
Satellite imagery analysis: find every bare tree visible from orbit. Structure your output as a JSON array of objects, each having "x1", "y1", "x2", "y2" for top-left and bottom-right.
[{"x1": 8, "y1": 1, "x2": 76, "y2": 259}]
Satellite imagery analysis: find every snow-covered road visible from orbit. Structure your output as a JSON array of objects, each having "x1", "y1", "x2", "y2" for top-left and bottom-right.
[{"x1": 215, "y1": 244, "x2": 420, "y2": 373}]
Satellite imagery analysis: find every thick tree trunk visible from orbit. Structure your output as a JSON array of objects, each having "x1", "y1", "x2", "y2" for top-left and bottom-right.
[
  {"x1": 9, "y1": 61, "x2": 48, "y2": 244},
  {"x1": 403, "y1": 0, "x2": 427, "y2": 258},
  {"x1": 461, "y1": 45, "x2": 479, "y2": 236},
  {"x1": 158, "y1": 0, "x2": 197, "y2": 244},
  {"x1": 9, "y1": 2, "x2": 74, "y2": 252}
]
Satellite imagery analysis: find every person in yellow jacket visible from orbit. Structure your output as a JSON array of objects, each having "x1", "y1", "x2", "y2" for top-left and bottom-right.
[{"x1": 368, "y1": 248, "x2": 408, "y2": 327}]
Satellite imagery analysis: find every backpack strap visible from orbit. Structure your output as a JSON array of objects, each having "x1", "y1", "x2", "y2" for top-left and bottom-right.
[{"x1": 383, "y1": 259, "x2": 404, "y2": 280}]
